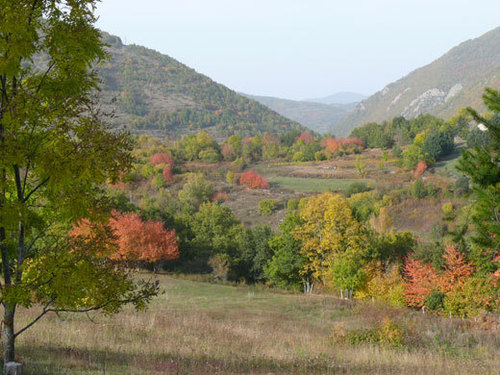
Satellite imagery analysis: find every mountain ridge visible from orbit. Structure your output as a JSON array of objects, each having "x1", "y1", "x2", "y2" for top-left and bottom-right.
[
  {"x1": 336, "y1": 26, "x2": 500, "y2": 136},
  {"x1": 96, "y1": 32, "x2": 307, "y2": 140}
]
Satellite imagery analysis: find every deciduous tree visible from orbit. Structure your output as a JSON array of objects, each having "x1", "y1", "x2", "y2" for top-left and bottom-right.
[{"x1": 0, "y1": 0, "x2": 158, "y2": 364}]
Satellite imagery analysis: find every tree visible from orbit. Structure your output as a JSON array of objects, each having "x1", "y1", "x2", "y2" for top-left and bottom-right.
[
  {"x1": 403, "y1": 258, "x2": 439, "y2": 308},
  {"x1": 150, "y1": 153, "x2": 175, "y2": 167},
  {"x1": 440, "y1": 244, "x2": 473, "y2": 293},
  {"x1": 178, "y1": 173, "x2": 214, "y2": 208},
  {"x1": 293, "y1": 193, "x2": 367, "y2": 293},
  {"x1": 265, "y1": 212, "x2": 306, "y2": 291},
  {"x1": 458, "y1": 89, "x2": 500, "y2": 276},
  {"x1": 0, "y1": 1, "x2": 158, "y2": 364}
]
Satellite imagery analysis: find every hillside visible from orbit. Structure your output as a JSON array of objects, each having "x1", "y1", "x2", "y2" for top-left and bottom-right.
[
  {"x1": 244, "y1": 94, "x2": 356, "y2": 134},
  {"x1": 338, "y1": 26, "x2": 500, "y2": 135},
  {"x1": 97, "y1": 33, "x2": 306, "y2": 139}
]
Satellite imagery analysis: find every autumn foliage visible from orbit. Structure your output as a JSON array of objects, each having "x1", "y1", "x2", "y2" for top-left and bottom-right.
[
  {"x1": 150, "y1": 153, "x2": 175, "y2": 167},
  {"x1": 296, "y1": 132, "x2": 314, "y2": 145},
  {"x1": 403, "y1": 244, "x2": 474, "y2": 307},
  {"x1": 110, "y1": 211, "x2": 179, "y2": 263},
  {"x1": 413, "y1": 161, "x2": 427, "y2": 178},
  {"x1": 440, "y1": 244, "x2": 474, "y2": 292},
  {"x1": 239, "y1": 170, "x2": 270, "y2": 189},
  {"x1": 211, "y1": 192, "x2": 230, "y2": 203},
  {"x1": 162, "y1": 166, "x2": 174, "y2": 183},
  {"x1": 403, "y1": 258, "x2": 440, "y2": 307},
  {"x1": 71, "y1": 212, "x2": 179, "y2": 264},
  {"x1": 322, "y1": 137, "x2": 365, "y2": 154}
]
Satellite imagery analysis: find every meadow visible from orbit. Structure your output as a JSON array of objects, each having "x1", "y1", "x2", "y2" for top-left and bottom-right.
[
  {"x1": 14, "y1": 275, "x2": 500, "y2": 374},
  {"x1": 268, "y1": 176, "x2": 373, "y2": 193}
]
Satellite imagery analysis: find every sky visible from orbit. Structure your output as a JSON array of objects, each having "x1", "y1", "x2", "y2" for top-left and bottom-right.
[{"x1": 95, "y1": 0, "x2": 500, "y2": 101}]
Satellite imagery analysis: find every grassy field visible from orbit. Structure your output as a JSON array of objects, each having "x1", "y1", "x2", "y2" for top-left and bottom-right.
[
  {"x1": 268, "y1": 176, "x2": 373, "y2": 192},
  {"x1": 12, "y1": 275, "x2": 500, "y2": 374}
]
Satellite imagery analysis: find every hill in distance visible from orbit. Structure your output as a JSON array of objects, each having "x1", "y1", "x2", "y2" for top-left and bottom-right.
[
  {"x1": 243, "y1": 94, "x2": 357, "y2": 134},
  {"x1": 97, "y1": 33, "x2": 307, "y2": 140},
  {"x1": 337, "y1": 26, "x2": 500, "y2": 136},
  {"x1": 305, "y1": 91, "x2": 367, "y2": 105}
]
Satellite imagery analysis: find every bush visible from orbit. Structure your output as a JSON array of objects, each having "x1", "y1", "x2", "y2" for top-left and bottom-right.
[
  {"x1": 226, "y1": 170, "x2": 236, "y2": 184},
  {"x1": 441, "y1": 202, "x2": 454, "y2": 219},
  {"x1": 392, "y1": 144, "x2": 402, "y2": 158},
  {"x1": 239, "y1": 170, "x2": 270, "y2": 189},
  {"x1": 453, "y1": 175, "x2": 470, "y2": 196},
  {"x1": 345, "y1": 181, "x2": 372, "y2": 197},
  {"x1": 258, "y1": 199, "x2": 277, "y2": 215},
  {"x1": 412, "y1": 179, "x2": 426, "y2": 198},
  {"x1": 287, "y1": 199, "x2": 298, "y2": 211},
  {"x1": 425, "y1": 290, "x2": 445, "y2": 311}
]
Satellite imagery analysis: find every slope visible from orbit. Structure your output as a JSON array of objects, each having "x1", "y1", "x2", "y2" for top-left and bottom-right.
[
  {"x1": 97, "y1": 33, "x2": 306, "y2": 139},
  {"x1": 337, "y1": 26, "x2": 500, "y2": 135}
]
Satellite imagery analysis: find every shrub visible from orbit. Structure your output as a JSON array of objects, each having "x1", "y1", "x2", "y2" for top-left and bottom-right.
[
  {"x1": 150, "y1": 152, "x2": 174, "y2": 167},
  {"x1": 226, "y1": 170, "x2": 236, "y2": 184},
  {"x1": 208, "y1": 254, "x2": 230, "y2": 281},
  {"x1": 444, "y1": 277, "x2": 499, "y2": 317},
  {"x1": 412, "y1": 179, "x2": 426, "y2": 198},
  {"x1": 345, "y1": 181, "x2": 372, "y2": 197},
  {"x1": 162, "y1": 166, "x2": 174, "y2": 183},
  {"x1": 258, "y1": 199, "x2": 277, "y2": 215},
  {"x1": 211, "y1": 192, "x2": 230, "y2": 203},
  {"x1": 231, "y1": 157, "x2": 246, "y2": 171},
  {"x1": 287, "y1": 199, "x2": 298, "y2": 211},
  {"x1": 441, "y1": 202, "x2": 454, "y2": 220},
  {"x1": 414, "y1": 161, "x2": 427, "y2": 178},
  {"x1": 239, "y1": 170, "x2": 270, "y2": 189},
  {"x1": 392, "y1": 144, "x2": 402, "y2": 158},
  {"x1": 425, "y1": 290, "x2": 445, "y2": 311}
]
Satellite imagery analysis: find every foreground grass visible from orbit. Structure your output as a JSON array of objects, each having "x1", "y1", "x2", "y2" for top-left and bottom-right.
[
  {"x1": 268, "y1": 176, "x2": 372, "y2": 192},
  {"x1": 10, "y1": 275, "x2": 500, "y2": 374}
]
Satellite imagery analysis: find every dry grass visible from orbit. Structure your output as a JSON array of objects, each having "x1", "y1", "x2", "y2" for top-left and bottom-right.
[{"x1": 10, "y1": 275, "x2": 500, "y2": 374}]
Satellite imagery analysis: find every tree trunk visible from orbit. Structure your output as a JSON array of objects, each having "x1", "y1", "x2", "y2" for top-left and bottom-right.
[{"x1": 3, "y1": 304, "x2": 16, "y2": 363}]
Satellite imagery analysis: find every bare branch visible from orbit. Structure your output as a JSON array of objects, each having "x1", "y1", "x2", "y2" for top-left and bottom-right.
[{"x1": 14, "y1": 297, "x2": 55, "y2": 338}]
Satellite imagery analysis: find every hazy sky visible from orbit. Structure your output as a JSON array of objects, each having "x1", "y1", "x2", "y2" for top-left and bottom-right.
[{"x1": 96, "y1": 0, "x2": 500, "y2": 100}]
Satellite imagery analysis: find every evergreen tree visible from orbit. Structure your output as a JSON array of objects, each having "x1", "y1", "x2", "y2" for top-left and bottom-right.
[{"x1": 458, "y1": 88, "x2": 500, "y2": 275}]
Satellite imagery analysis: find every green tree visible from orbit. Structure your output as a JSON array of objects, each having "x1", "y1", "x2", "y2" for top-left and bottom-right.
[
  {"x1": 0, "y1": 1, "x2": 158, "y2": 364},
  {"x1": 458, "y1": 89, "x2": 500, "y2": 275},
  {"x1": 178, "y1": 173, "x2": 214, "y2": 209},
  {"x1": 265, "y1": 212, "x2": 306, "y2": 290}
]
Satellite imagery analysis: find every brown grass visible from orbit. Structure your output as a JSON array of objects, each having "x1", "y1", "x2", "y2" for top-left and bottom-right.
[{"x1": 10, "y1": 275, "x2": 500, "y2": 374}]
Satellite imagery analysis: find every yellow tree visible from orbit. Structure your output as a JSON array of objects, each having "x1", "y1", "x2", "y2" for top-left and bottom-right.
[{"x1": 294, "y1": 193, "x2": 367, "y2": 294}]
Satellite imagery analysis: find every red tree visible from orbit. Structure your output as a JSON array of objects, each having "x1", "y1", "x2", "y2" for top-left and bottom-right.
[
  {"x1": 324, "y1": 137, "x2": 340, "y2": 153},
  {"x1": 150, "y1": 153, "x2": 175, "y2": 167},
  {"x1": 403, "y1": 258, "x2": 439, "y2": 307},
  {"x1": 162, "y1": 166, "x2": 174, "y2": 183},
  {"x1": 296, "y1": 132, "x2": 314, "y2": 145},
  {"x1": 440, "y1": 243, "x2": 474, "y2": 293},
  {"x1": 414, "y1": 161, "x2": 427, "y2": 178},
  {"x1": 239, "y1": 170, "x2": 270, "y2": 189},
  {"x1": 109, "y1": 211, "x2": 178, "y2": 264}
]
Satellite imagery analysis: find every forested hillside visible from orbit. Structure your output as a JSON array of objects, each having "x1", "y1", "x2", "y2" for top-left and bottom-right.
[
  {"x1": 97, "y1": 33, "x2": 306, "y2": 139},
  {"x1": 338, "y1": 26, "x2": 500, "y2": 135}
]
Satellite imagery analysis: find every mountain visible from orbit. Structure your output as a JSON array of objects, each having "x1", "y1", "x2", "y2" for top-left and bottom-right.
[
  {"x1": 96, "y1": 33, "x2": 307, "y2": 139},
  {"x1": 305, "y1": 92, "x2": 367, "y2": 105},
  {"x1": 244, "y1": 94, "x2": 355, "y2": 134},
  {"x1": 338, "y1": 26, "x2": 500, "y2": 136}
]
